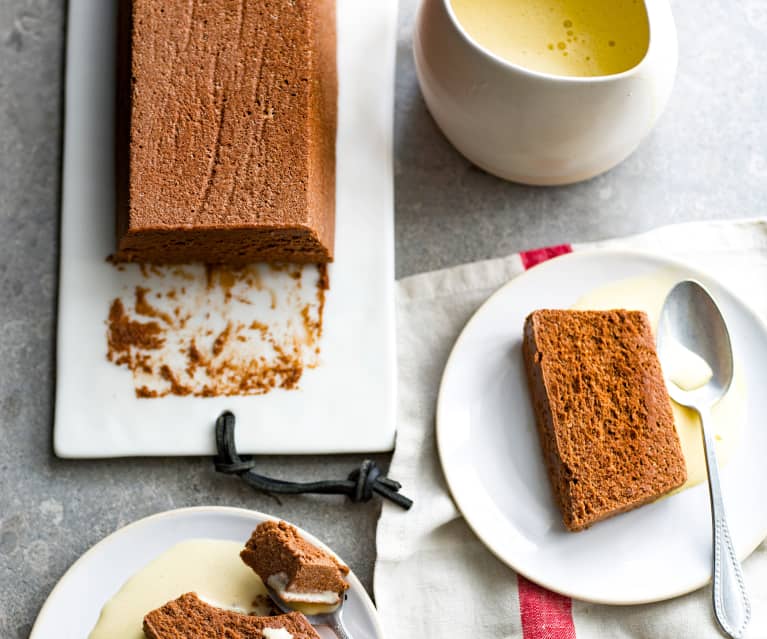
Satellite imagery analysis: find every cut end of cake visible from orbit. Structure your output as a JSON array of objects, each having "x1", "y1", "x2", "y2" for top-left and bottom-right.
[
  {"x1": 142, "y1": 592, "x2": 320, "y2": 639},
  {"x1": 114, "y1": 225, "x2": 334, "y2": 265},
  {"x1": 522, "y1": 309, "x2": 687, "y2": 532},
  {"x1": 240, "y1": 521, "x2": 349, "y2": 608}
]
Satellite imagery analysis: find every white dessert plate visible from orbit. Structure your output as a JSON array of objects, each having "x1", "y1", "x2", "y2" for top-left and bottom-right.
[
  {"x1": 436, "y1": 250, "x2": 767, "y2": 604},
  {"x1": 30, "y1": 506, "x2": 383, "y2": 639},
  {"x1": 55, "y1": 0, "x2": 397, "y2": 456}
]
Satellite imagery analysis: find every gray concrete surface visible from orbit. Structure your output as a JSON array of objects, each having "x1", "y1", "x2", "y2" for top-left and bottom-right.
[{"x1": 0, "y1": 0, "x2": 765, "y2": 636}]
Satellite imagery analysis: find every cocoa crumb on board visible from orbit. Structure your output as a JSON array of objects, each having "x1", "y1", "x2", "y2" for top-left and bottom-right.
[
  {"x1": 135, "y1": 286, "x2": 174, "y2": 325},
  {"x1": 107, "y1": 298, "x2": 165, "y2": 367},
  {"x1": 105, "y1": 263, "x2": 329, "y2": 398},
  {"x1": 212, "y1": 323, "x2": 232, "y2": 357}
]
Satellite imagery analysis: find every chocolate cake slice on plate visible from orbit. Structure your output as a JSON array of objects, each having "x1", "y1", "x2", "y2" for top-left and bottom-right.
[
  {"x1": 241, "y1": 521, "x2": 349, "y2": 607},
  {"x1": 143, "y1": 592, "x2": 320, "y2": 639},
  {"x1": 522, "y1": 309, "x2": 687, "y2": 531}
]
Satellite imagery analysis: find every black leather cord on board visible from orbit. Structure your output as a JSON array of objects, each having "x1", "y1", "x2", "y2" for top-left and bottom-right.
[{"x1": 214, "y1": 411, "x2": 413, "y2": 510}]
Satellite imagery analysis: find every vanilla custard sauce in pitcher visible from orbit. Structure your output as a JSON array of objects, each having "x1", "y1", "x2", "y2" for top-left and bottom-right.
[{"x1": 450, "y1": 0, "x2": 650, "y2": 77}]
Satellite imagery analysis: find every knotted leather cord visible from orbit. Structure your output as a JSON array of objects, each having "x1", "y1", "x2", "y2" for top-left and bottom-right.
[{"x1": 214, "y1": 411, "x2": 413, "y2": 510}]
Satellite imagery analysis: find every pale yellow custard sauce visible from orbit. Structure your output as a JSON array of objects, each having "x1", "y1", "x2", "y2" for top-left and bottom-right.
[
  {"x1": 450, "y1": 0, "x2": 650, "y2": 77},
  {"x1": 89, "y1": 539, "x2": 340, "y2": 638},
  {"x1": 89, "y1": 540, "x2": 268, "y2": 639},
  {"x1": 571, "y1": 270, "x2": 747, "y2": 493}
]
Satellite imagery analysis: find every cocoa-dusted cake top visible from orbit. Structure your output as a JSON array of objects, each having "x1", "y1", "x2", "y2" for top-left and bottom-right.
[
  {"x1": 142, "y1": 592, "x2": 320, "y2": 639},
  {"x1": 116, "y1": 0, "x2": 337, "y2": 264},
  {"x1": 522, "y1": 309, "x2": 687, "y2": 531},
  {"x1": 241, "y1": 521, "x2": 349, "y2": 602}
]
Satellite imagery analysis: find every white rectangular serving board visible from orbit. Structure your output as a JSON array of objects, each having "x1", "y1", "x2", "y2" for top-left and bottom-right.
[{"x1": 55, "y1": 0, "x2": 397, "y2": 457}]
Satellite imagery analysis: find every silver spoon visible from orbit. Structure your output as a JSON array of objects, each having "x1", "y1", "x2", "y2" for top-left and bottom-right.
[
  {"x1": 264, "y1": 583, "x2": 352, "y2": 639},
  {"x1": 657, "y1": 280, "x2": 750, "y2": 638}
]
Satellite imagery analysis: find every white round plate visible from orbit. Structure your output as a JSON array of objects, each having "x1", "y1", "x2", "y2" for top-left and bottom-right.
[
  {"x1": 30, "y1": 506, "x2": 384, "y2": 638},
  {"x1": 436, "y1": 250, "x2": 767, "y2": 604}
]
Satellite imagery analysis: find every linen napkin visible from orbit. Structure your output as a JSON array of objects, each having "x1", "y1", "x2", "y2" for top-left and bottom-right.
[{"x1": 375, "y1": 219, "x2": 767, "y2": 638}]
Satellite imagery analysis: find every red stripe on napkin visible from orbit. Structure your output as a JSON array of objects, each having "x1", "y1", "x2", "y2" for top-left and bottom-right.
[
  {"x1": 517, "y1": 243, "x2": 576, "y2": 639},
  {"x1": 518, "y1": 576, "x2": 576, "y2": 639},
  {"x1": 519, "y1": 244, "x2": 572, "y2": 269}
]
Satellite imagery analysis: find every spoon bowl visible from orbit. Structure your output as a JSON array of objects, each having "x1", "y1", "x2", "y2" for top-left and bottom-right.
[
  {"x1": 657, "y1": 279, "x2": 734, "y2": 407},
  {"x1": 264, "y1": 583, "x2": 352, "y2": 639}
]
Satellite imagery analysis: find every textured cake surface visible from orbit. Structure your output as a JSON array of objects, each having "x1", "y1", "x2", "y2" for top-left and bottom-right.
[
  {"x1": 522, "y1": 309, "x2": 687, "y2": 531},
  {"x1": 116, "y1": 0, "x2": 337, "y2": 264},
  {"x1": 142, "y1": 592, "x2": 320, "y2": 638},
  {"x1": 241, "y1": 521, "x2": 349, "y2": 598}
]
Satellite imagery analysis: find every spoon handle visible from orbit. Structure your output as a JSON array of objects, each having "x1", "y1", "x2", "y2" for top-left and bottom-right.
[
  {"x1": 699, "y1": 407, "x2": 750, "y2": 639},
  {"x1": 325, "y1": 610, "x2": 353, "y2": 639}
]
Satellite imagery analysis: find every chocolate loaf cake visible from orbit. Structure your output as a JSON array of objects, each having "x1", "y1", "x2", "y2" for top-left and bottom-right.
[
  {"x1": 116, "y1": 0, "x2": 337, "y2": 264},
  {"x1": 522, "y1": 309, "x2": 686, "y2": 531},
  {"x1": 241, "y1": 521, "x2": 349, "y2": 605},
  {"x1": 143, "y1": 593, "x2": 320, "y2": 639}
]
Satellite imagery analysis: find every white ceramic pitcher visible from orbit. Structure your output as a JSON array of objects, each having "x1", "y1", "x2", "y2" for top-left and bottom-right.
[{"x1": 414, "y1": 0, "x2": 677, "y2": 185}]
